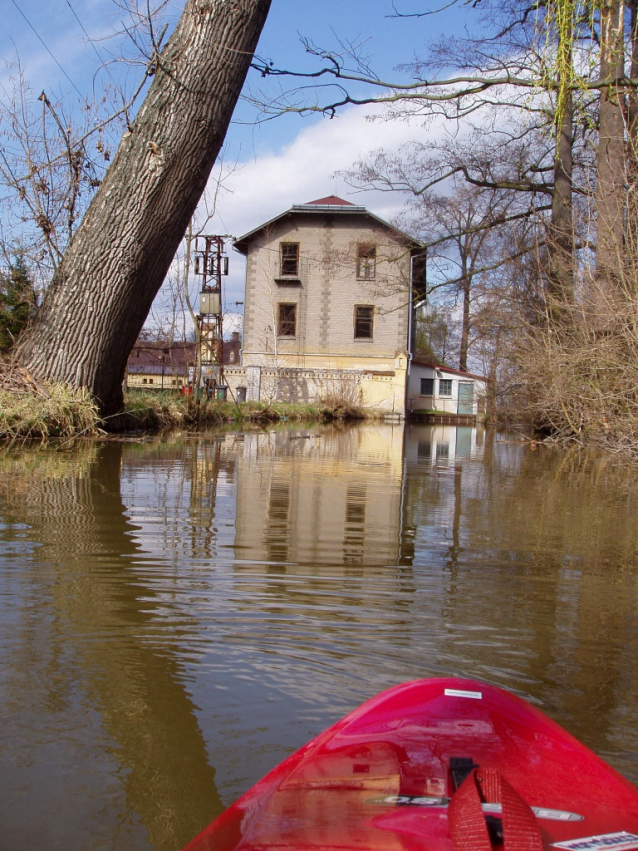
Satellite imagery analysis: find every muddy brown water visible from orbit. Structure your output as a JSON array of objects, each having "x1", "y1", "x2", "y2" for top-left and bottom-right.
[{"x1": 1, "y1": 422, "x2": 637, "y2": 850}]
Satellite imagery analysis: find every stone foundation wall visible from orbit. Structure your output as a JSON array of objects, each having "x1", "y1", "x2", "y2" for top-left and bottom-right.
[{"x1": 222, "y1": 365, "x2": 406, "y2": 416}]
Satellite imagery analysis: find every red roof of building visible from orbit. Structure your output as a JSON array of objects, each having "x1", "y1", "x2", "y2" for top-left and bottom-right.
[
  {"x1": 305, "y1": 195, "x2": 355, "y2": 206},
  {"x1": 127, "y1": 337, "x2": 242, "y2": 373}
]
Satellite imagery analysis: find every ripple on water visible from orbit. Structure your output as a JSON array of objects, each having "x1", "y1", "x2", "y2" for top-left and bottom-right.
[{"x1": 2, "y1": 426, "x2": 638, "y2": 850}]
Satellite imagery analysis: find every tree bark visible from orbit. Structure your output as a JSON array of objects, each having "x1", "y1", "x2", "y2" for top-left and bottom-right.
[
  {"x1": 629, "y1": 0, "x2": 638, "y2": 155},
  {"x1": 459, "y1": 252, "x2": 471, "y2": 372},
  {"x1": 595, "y1": 0, "x2": 626, "y2": 290},
  {"x1": 15, "y1": 0, "x2": 271, "y2": 417},
  {"x1": 546, "y1": 0, "x2": 575, "y2": 312},
  {"x1": 626, "y1": 0, "x2": 638, "y2": 253},
  {"x1": 548, "y1": 86, "x2": 574, "y2": 309}
]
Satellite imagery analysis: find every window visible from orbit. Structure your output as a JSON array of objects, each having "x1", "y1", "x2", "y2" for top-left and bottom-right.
[
  {"x1": 412, "y1": 251, "x2": 427, "y2": 301},
  {"x1": 278, "y1": 303, "x2": 297, "y2": 337},
  {"x1": 437, "y1": 442, "x2": 450, "y2": 460},
  {"x1": 354, "y1": 305, "x2": 374, "y2": 339},
  {"x1": 439, "y1": 379, "x2": 452, "y2": 396},
  {"x1": 417, "y1": 441, "x2": 432, "y2": 460},
  {"x1": 280, "y1": 243, "x2": 299, "y2": 276},
  {"x1": 420, "y1": 378, "x2": 434, "y2": 396},
  {"x1": 357, "y1": 245, "x2": 376, "y2": 279}
]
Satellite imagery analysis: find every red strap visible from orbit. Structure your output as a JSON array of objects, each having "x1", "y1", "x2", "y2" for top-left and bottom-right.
[{"x1": 448, "y1": 767, "x2": 543, "y2": 851}]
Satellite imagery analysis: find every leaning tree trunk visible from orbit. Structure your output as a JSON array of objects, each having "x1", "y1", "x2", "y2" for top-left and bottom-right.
[{"x1": 15, "y1": 0, "x2": 271, "y2": 418}]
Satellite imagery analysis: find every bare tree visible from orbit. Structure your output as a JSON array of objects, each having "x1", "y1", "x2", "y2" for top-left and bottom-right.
[
  {"x1": 403, "y1": 181, "x2": 523, "y2": 370},
  {"x1": 595, "y1": 0, "x2": 627, "y2": 292},
  {"x1": 0, "y1": 1, "x2": 171, "y2": 280},
  {"x1": 14, "y1": 0, "x2": 271, "y2": 418},
  {"x1": 249, "y1": 0, "x2": 638, "y2": 312},
  {"x1": 0, "y1": 65, "x2": 108, "y2": 277}
]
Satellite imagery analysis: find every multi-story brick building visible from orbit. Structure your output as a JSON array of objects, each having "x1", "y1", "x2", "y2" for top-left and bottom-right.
[{"x1": 227, "y1": 196, "x2": 426, "y2": 416}]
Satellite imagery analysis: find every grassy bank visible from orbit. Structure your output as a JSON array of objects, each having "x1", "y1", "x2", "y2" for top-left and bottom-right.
[
  {"x1": 121, "y1": 390, "x2": 366, "y2": 430},
  {"x1": 0, "y1": 382, "x2": 102, "y2": 442},
  {"x1": 0, "y1": 383, "x2": 368, "y2": 442}
]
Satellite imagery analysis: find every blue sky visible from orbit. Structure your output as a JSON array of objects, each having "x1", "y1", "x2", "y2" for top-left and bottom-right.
[{"x1": 1, "y1": 0, "x2": 473, "y2": 316}]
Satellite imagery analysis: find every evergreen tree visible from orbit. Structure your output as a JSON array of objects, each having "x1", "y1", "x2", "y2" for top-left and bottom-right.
[{"x1": 0, "y1": 258, "x2": 37, "y2": 351}]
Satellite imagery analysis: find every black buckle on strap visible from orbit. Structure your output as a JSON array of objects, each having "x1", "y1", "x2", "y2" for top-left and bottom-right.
[{"x1": 449, "y1": 756, "x2": 480, "y2": 791}]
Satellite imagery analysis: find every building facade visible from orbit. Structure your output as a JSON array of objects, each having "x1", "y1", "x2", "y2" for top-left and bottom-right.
[
  {"x1": 407, "y1": 362, "x2": 488, "y2": 416},
  {"x1": 227, "y1": 196, "x2": 425, "y2": 416}
]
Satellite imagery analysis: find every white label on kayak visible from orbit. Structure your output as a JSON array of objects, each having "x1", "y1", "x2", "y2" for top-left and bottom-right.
[
  {"x1": 367, "y1": 797, "x2": 582, "y2": 822},
  {"x1": 366, "y1": 795, "x2": 448, "y2": 807},
  {"x1": 553, "y1": 833, "x2": 638, "y2": 850},
  {"x1": 482, "y1": 803, "x2": 582, "y2": 821},
  {"x1": 444, "y1": 688, "x2": 482, "y2": 699},
  {"x1": 531, "y1": 807, "x2": 583, "y2": 822}
]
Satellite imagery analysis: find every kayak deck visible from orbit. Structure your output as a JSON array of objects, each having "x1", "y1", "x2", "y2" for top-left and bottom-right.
[{"x1": 183, "y1": 678, "x2": 638, "y2": 850}]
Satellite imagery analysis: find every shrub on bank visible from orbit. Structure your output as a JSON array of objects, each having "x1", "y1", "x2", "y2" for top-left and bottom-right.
[
  {"x1": 513, "y1": 285, "x2": 638, "y2": 455},
  {"x1": 0, "y1": 379, "x2": 372, "y2": 441},
  {"x1": 123, "y1": 389, "x2": 188, "y2": 429},
  {"x1": 122, "y1": 392, "x2": 368, "y2": 428},
  {"x1": 0, "y1": 383, "x2": 101, "y2": 441}
]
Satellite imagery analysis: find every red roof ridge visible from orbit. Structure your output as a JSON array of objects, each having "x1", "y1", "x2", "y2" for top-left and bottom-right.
[{"x1": 305, "y1": 195, "x2": 355, "y2": 206}]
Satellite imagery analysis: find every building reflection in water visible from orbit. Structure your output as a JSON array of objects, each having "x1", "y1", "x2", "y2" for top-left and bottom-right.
[
  {"x1": 4, "y1": 422, "x2": 638, "y2": 851},
  {"x1": 233, "y1": 424, "x2": 409, "y2": 568},
  {"x1": 406, "y1": 424, "x2": 484, "y2": 466}
]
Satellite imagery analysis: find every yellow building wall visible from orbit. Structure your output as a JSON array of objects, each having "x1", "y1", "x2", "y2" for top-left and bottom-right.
[
  {"x1": 126, "y1": 372, "x2": 185, "y2": 390},
  {"x1": 237, "y1": 211, "x2": 413, "y2": 415}
]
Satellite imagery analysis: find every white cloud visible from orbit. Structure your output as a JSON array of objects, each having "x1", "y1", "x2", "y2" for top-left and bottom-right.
[
  {"x1": 210, "y1": 104, "x2": 430, "y2": 238},
  {"x1": 202, "y1": 103, "x2": 441, "y2": 306}
]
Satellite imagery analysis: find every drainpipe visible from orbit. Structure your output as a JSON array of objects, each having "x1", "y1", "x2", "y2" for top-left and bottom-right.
[
  {"x1": 408, "y1": 250, "x2": 426, "y2": 411},
  {"x1": 408, "y1": 255, "x2": 414, "y2": 366},
  {"x1": 408, "y1": 249, "x2": 427, "y2": 359}
]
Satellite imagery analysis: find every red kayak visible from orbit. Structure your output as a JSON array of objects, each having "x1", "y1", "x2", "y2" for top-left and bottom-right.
[{"x1": 183, "y1": 677, "x2": 638, "y2": 850}]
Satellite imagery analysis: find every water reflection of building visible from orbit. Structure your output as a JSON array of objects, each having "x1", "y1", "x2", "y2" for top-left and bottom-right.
[
  {"x1": 234, "y1": 425, "x2": 408, "y2": 567},
  {"x1": 404, "y1": 423, "x2": 485, "y2": 466},
  {"x1": 6, "y1": 421, "x2": 638, "y2": 844},
  {"x1": 112, "y1": 431, "x2": 638, "y2": 781},
  {"x1": 400, "y1": 424, "x2": 486, "y2": 574}
]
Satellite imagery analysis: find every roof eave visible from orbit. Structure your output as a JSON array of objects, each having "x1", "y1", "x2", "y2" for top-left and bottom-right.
[
  {"x1": 233, "y1": 205, "x2": 423, "y2": 254},
  {"x1": 411, "y1": 360, "x2": 488, "y2": 382}
]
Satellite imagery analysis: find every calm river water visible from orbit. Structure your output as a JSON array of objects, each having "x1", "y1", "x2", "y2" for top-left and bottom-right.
[{"x1": 1, "y1": 422, "x2": 638, "y2": 850}]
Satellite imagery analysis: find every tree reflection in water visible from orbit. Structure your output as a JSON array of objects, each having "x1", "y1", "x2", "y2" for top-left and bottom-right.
[{"x1": 1, "y1": 423, "x2": 638, "y2": 851}]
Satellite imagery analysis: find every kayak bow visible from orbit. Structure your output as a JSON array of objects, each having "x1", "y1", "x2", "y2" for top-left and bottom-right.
[{"x1": 183, "y1": 677, "x2": 638, "y2": 850}]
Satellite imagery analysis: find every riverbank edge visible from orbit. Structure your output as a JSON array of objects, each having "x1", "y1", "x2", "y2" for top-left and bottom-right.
[{"x1": 0, "y1": 385, "x2": 374, "y2": 441}]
